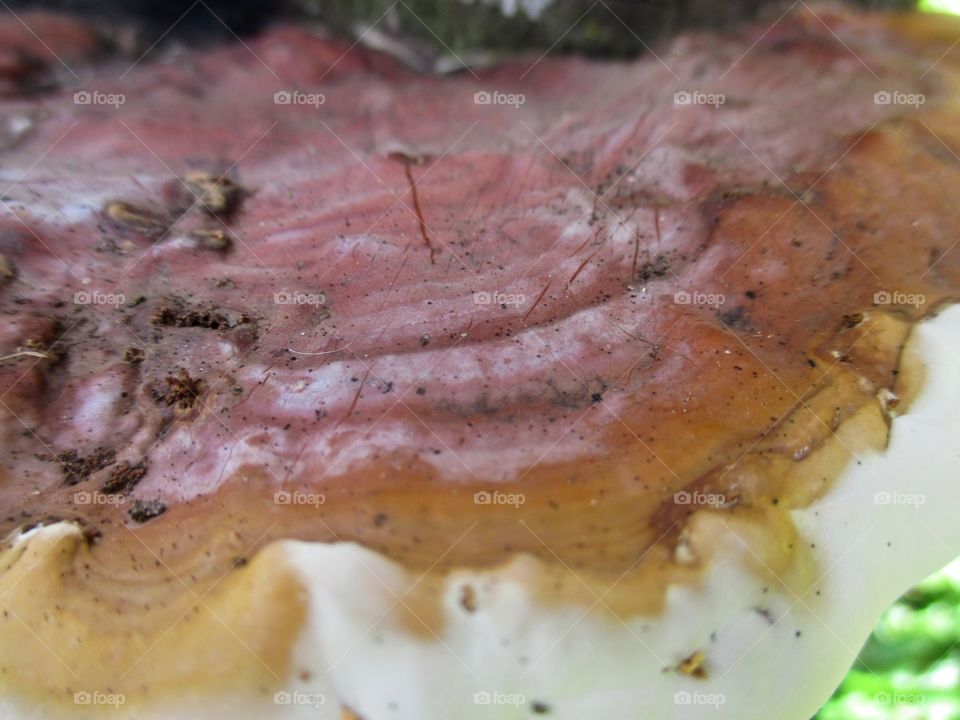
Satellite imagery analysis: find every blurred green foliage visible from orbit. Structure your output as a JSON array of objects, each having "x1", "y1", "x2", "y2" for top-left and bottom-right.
[
  {"x1": 920, "y1": 0, "x2": 960, "y2": 13},
  {"x1": 815, "y1": 557, "x2": 960, "y2": 720}
]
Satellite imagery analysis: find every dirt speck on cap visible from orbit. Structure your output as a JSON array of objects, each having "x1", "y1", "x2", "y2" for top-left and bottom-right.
[{"x1": 129, "y1": 499, "x2": 166, "y2": 523}]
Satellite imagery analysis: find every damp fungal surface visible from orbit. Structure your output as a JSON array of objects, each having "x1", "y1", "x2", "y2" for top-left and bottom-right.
[{"x1": 0, "y1": 7, "x2": 959, "y2": 718}]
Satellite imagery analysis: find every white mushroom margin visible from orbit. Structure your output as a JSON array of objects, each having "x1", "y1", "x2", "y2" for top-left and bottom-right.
[
  {"x1": 5, "y1": 304, "x2": 960, "y2": 720},
  {"x1": 260, "y1": 302, "x2": 960, "y2": 720}
]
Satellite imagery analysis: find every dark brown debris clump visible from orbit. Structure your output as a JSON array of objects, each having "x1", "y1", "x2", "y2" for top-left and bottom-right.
[
  {"x1": 841, "y1": 313, "x2": 864, "y2": 329},
  {"x1": 104, "y1": 201, "x2": 167, "y2": 233},
  {"x1": 129, "y1": 499, "x2": 166, "y2": 523},
  {"x1": 59, "y1": 447, "x2": 116, "y2": 486},
  {"x1": 676, "y1": 650, "x2": 708, "y2": 679},
  {"x1": 151, "y1": 304, "x2": 234, "y2": 330},
  {"x1": 101, "y1": 460, "x2": 148, "y2": 494},
  {"x1": 183, "y1": 171, "x2": 242, "y2": 217},
  {"x1": 191, "y1": 228, "x2": 232, "y2": 251},
  {"x1": 155, "y1": 368, "x2": 203, "y2": 410},
  {"x1": 151, "y1": 299, "x2": 248, "y2": 331},
  {"x1": 24, "y1": 335, "x2": 67, "y2": 366}
]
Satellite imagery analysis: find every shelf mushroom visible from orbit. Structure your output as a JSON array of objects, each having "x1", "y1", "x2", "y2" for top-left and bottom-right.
[{"x1": 1, "y1": 6, "x2": 960, "y2": 720}]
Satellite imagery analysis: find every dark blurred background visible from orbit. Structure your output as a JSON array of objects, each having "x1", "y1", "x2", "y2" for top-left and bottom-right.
[{"x1": 1, "y1": 0, "x2": 921, "y2": 58}]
